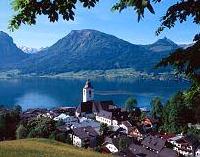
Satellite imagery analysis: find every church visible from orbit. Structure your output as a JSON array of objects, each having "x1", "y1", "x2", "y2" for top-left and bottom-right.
[
  {"x1": 75, "y1": 79, "x2": 115, "y2": 118},
  {"x1": 75, "y1": 80, "x2": 129, "y2": 127}
]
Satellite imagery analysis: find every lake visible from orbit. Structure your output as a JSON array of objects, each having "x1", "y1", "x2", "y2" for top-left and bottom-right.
[{"x1": 0, "y1": 78, "x2": 189, "y2": 110}]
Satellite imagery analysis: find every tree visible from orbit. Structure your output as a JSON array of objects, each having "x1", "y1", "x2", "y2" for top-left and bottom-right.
[
  {"x1": 160, "y1": 92, "x2": 193, "y2": 133},
  {"x1": 150, "y1": 97, "x2": 163, "y2": 119},
  {"x1": 0, "y1": 106, "x2": 22, "y2": 140},
  {"x1": 125, "y1": 97, "x2": 137, "y2": 112},
  {"x1": 99, "y1": 123, "x2": 109, "y2": 135},
  {"x1": 26, "y1": 117, "x2": 56, "y2": 138},
  {"x1": 16, "y1": 124, "x2": 28, "y2": 139},
  {"x1": 8, "y1": 0, "x2": 156, "y2": 31},
  {"x1": 118, "y1": 138, "x2": 127, "y2": 151}
]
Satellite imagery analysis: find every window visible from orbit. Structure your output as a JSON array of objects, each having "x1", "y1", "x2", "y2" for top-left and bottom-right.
[{"x1": 89, "y1": 90, "x2": 92, "y2": 96}]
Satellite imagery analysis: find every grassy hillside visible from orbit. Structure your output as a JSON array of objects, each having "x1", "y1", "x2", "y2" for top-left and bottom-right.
[{"x1": 0, "y1": 138, "x2": 110, "y2": 157}]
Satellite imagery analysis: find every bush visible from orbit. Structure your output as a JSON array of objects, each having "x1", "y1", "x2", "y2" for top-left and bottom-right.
[{"x1": 16, "y1": 124, "x2": 28, "y2": 139}]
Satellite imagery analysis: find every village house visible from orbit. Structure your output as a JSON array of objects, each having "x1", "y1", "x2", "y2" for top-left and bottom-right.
[
  {"x1": 21, "y1": 108, "x2": 49, "y2": 121},
  {"x1": 119, "y1": 121, "x2": 133, "y2": 134},
  {"x1": 101, "y1": 135, "x2": 133, "y2": 154},
  {"x1": 52, "y1": 107, "x2": 76, "y2": 114},
  {"x1": 119, "y1": 135, "x2": 178, "y2": 157},
  {"x1": 196, "y1": 145, "x2": 200, "y2": 157},
  {"x1": 102, "y1": 141, "x2": 119, "y2": 154},
  {"x1": 119, "y1": 121, "x2": 145, "y2": 140},
  {"x1": 128, "y1": 126, "x2": 145, "y2": 140},
  {"x1": 53, "y1": 113, "x2": 78, "y2": 126},
  {"x1": 72, "y1": 126, "x2": 99, "y2": 148},
  {"x1": 168, "y1": 135, "x2": 199, "y2": 157},
  {"x1": 141, "y1": 135, "x2": 167, "y2": 154},
  {"x1": 96, "y1": 108, "x2": 128, "y2": 127},
  {"x1": 71, "y1": 117, "x2": 100, "y2": 132},
  {"x1": 142, "y1": 116, "x2": 159, "y2": 132}
]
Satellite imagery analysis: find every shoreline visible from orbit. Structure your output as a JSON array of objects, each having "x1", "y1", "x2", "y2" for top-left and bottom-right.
[{"x1": 0, "y1": 68, "x2": 188, "y2": 82}]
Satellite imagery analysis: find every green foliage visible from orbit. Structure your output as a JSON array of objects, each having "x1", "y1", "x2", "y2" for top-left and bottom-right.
[
  {"x1": 157, "y1": 40, "x2": 200, "y2": 85},
  {"x1": 0, "y1": 106, "x2": 22, "y2": 140},
  {"x1": 66, "y1": 134, "x2": 73, "y2": 145},
  {"x1": 118, "y1": 138, "x2": 127, "y2": 151},
  {"x1": 99, "y1": 123, "x2": 109, "y2": 135},
  {"x1": 150, "y1": 97, "x2": 163, "y2": 119},
  {"x1": 55, "y1": 133, "x2": 67, "y2": 143},
  {"x1": 125, "y1": 97, "x2": 137, "y2": 112},
  {"x1": 11, "y1": 0, "x2": 200, "y2": 36},
  {"x1": 9, "y1": 0, "x2": 99, "y2": 31},
  {"x1": 118, "y1": 137, "x2": 130, "y2": 151},
  {"x1": 187, "y1": 127, "x2": 200, "y2": 139},
  {"x1": 26, "y1": 117, "x2": 56, "y2": 138},
  {"x1": 112, "y1": 0, "x2": 157, "y2": 21},
  {"x1": 156, "y1": 1, "x2": 200, "y2": 35},
  {"x1": 16, "y1": 124, "x2": 28, "y2": 139},
  {"x1": 49, "y1": 131, "x2": 56, "y2": 140},
  {"x1": 128, "y1": 107, "x2": 141, "y2": 125},
  {"x1": 160, "y1": 92, "x2": 193, "y2": 133}
]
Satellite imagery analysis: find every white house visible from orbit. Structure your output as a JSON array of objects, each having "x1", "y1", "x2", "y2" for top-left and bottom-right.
[
  {"x1": 196, "y1": 146, "x2": 200, "y2": 157},
  {"x1": 119, "y1": 121, "x2": 133, "y2": 134},
  {"x1": 72, "y1": 126, "x2": 98, "y2": 148},
  {"x1": 53, "y1": 113, "x2": 78, "y2": 125},
  {"x1": 96, "y1": 109, "x2": 128, "y2": 127},
  {"x1": 104, "y1": 142, "x2": 119, "y2": 153},
  {"x1": 168, "y1": 135, "x2": 199, "y2": 157},
  {"x1": 96, "y1": 110, "x2": 113, "y2": 126}
]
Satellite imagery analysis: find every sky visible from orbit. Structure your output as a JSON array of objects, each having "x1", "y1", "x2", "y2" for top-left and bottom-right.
[{"x1": 0, "y1": 0, "x2": 199, "y2": 48}]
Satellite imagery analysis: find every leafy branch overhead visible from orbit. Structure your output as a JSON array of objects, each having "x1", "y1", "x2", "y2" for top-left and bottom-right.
[
  {"x1": 9, "y1": 0, "x2": 100, "y2": 31},
  {"x1": 157, "y1": 35, "x2": 200, "y2": 84}
]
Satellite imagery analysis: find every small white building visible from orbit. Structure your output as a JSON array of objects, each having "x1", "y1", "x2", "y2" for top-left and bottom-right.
[
  {"x1": 196, "y1": 146, "x2": 200, "y2": 157},
  {"x1": 119, "y1": 121, "x2": 133, "y2": 134},
  {"x1": 104, "y1": 142, "x2": 119, "y2": 153},
  {"x1": 168, "y1": 135, "x2": 199, "y2": 157},
  {"x1": 96, "y1": 109, "x2": 128, "y2": 127},
  {"x1": 96, "y1": 110, "x2": 113, "y2": 126},
  {"x1": 53, "y1": 113, "x2": 78, "y2": 125},
  {"x1": 72, "y1": 126, "x2": 98, "y2": 148}
]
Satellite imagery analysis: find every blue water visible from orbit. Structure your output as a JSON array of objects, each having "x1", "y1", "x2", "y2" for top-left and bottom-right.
[{"x1": 0, "y1": 78, "x2": 189, "y2": 110}]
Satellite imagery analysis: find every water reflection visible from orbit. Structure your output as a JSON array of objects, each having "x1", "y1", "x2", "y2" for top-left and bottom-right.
[
  {"x1": 15, "y1": 92, "x2": 59, "y2": 110},
  {"x1": 0, "y1": 78, "x2": 189, "y2": 110}
]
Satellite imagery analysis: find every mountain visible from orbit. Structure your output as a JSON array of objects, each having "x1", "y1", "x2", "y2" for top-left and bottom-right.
[
  {"x1": 146, "y1": 37, "x2": 179, "y2": 53},
  {"x1": 0, "y1": 31, "x2": 28, "y2": 69},
  {"x1": 17, "y1": 29, "x2": 178, "y2": 75},
  {"x1": 18, "y1": 46, "x2": 41, "y2": 54},
  {"x1": 0, "y1": 29, "x2": 180, "y2": 75}
]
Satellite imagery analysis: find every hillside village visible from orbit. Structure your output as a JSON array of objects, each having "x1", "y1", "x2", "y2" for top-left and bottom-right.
[{"x1": 13, "y1": 80, "x2": 200, "y2": 157}]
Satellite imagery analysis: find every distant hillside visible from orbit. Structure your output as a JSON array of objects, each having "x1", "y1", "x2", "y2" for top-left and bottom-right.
[
  {"x1": 17, "y1": 29, "x2": 177, "y2": 75},
  {"x1": 0, "y1": 29, "x2": 181, "y2": 76},
  {"x1": 0, "y1": 31, "x2": 28, "y2": 69},
  {"x1": 0, "y1": 138, "x2": 109, "y2": 157}
]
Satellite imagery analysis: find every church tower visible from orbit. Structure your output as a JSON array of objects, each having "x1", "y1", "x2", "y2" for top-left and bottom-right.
[{"x1": 83, "y1": 79, "x2": 94, "y2": 102}]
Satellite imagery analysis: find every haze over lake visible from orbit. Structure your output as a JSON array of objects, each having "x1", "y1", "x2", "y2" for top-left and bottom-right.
[{"x1": 0, "y1": 78, "x2": 189, "y2": 110}]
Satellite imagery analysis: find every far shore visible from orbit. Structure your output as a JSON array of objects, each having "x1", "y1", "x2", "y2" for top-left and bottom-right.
[{"x1": 0, "y1": 68, "x2": 188, "y2": 82}]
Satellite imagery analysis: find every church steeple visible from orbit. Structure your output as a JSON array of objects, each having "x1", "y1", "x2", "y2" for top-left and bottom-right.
[{"x1": 83, "y1": 79, "x2": 94, "y2": 102}]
